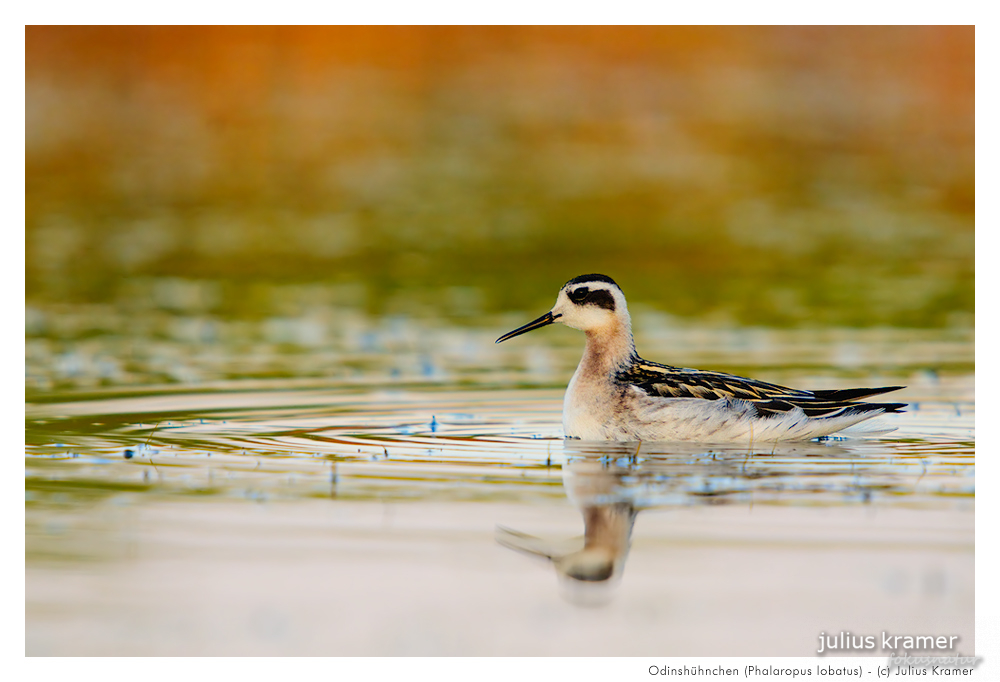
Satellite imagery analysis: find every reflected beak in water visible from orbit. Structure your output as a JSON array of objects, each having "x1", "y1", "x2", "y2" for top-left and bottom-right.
[{"x1": 496, "y1": 312, "x2": 561, "y2": 344}]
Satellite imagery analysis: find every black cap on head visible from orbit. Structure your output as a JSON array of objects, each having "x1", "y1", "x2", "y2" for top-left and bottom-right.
[{"x1": 564, "y1": 274, "x2": 619, "y2": 288}]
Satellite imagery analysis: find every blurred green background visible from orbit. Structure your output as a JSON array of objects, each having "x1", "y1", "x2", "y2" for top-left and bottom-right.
[{"x1": 26, "y1": 26, "x2": 973, "y2": 338}]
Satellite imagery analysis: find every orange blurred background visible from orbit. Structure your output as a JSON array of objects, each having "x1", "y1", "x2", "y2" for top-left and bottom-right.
[{"x1": 26, "y1": 26, "x2": 974, "y2": 327}]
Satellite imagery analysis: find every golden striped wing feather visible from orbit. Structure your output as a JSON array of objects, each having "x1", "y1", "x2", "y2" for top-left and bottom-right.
[{"x1": 617, "y1": 360, "x2": 906, "y2": 418}]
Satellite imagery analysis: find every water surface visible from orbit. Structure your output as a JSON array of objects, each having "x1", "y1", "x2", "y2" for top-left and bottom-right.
[{"x1": 25, "y1": 324, "x2": 974, "y2": 656}]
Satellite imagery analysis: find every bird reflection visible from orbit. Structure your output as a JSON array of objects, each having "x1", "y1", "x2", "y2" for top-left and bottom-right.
[
  {"x1": 497, "y1": 439, "x2": 855, "y2": 604},
  {"x1": 496, "y1": 447, "x2": 642, "y2": 602}
]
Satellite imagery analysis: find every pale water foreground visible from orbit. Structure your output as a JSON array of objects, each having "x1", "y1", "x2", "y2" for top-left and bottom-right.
[{"x1": 25, "y1": 326, "x2": 973, "y2": 656}]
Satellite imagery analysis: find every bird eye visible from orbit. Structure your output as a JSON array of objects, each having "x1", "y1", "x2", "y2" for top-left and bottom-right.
[{"x1": 568, "y1": 287, "x2": 589, "y2": 303}]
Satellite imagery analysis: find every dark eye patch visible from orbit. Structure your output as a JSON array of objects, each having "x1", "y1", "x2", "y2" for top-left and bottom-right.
[
  {"x1": 568, "y1": 286, "x2": 616, "y2": 311},
  {"x1": 586, "y1": 289, "x2": 616, "y2": 311}
]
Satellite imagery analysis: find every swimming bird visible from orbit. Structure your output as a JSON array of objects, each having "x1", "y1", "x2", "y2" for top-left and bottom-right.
[{"x1": 496, "y1": 274, "x2": 905, "y2": 442}]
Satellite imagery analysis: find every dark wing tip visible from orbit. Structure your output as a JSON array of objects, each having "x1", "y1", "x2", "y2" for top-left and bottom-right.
[{"x1": 810, "y1": 385, "x2": 906, "y2": 402}]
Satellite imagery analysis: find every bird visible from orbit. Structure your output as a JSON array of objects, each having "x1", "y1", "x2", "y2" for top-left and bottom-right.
[{"x1": 495, "y1": 274, "x2": 905, "y2": 442}]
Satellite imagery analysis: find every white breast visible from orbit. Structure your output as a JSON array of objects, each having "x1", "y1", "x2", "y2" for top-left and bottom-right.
[{"x1": 563, "y1": 368, "x2": 621, "y2": 440}]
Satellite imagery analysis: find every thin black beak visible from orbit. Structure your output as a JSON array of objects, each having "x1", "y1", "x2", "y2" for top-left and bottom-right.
[{"x1": 495, "y1": 312, "x2": 561, "y2": 343}]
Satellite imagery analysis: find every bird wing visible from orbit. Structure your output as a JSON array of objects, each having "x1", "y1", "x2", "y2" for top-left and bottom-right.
[{"x1": 618, "y1": 360, "x2": 906, "y2": 418}]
